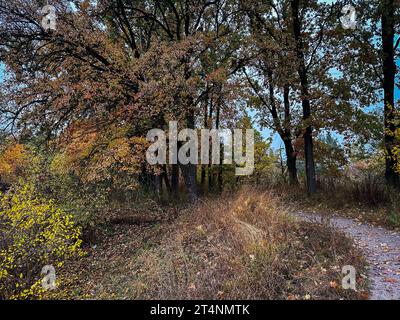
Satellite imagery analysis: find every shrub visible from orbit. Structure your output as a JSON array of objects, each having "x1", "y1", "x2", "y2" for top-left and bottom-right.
[
  {"x1": 346, "y1": 174, "x2": 387, "y2": 206},
  {"x1": 0, "y1": 184, "x2": 83, "y2": 300},
  {"x1": 344, "y1": 158, "x2": 388, "y2": 206},
  {"x1": 387, "y1": 191, "x2": 400, "y2": 228},
  {"x1": 316, "y1": 162, "x2": 388, "y2": 208}
]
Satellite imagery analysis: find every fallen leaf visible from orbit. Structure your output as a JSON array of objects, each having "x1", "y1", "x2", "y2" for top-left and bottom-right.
[{"x1": 188, "y1": 283, "x2": 196, "y2": 290}]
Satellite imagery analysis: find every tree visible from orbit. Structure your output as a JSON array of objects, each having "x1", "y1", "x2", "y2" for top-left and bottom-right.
[
  {"x1": 381, "y1": 0, "x2": 399, "y2": 187},
  {"x1": 244, "y1": 0, "x2": 301, "y2": 185},
  {"x1": 340, "y1": 0, "x2": 400, "y2": 188},
  {"x1": 243, "y1": 1, "x2": 356, "y2": 191},
  {"x1": 0, "y1": 0, "x2": 243, "y2": 201},
  {"x1": 290, "y1": 0, "x2": 317, "y2": 194}
]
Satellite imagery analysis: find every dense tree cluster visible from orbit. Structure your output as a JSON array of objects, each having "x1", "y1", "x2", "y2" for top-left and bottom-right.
[{"x1": 0, "y1": 0, "x2": 399, "y2": 199}]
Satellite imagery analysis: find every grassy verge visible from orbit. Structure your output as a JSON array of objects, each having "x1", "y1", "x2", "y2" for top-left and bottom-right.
[
  {"x1": 48, "y1": 187, "x2": 369, "y2": 300},
  {"x1": 281, "y1": 185, "x2": 400, "y2": 230}
]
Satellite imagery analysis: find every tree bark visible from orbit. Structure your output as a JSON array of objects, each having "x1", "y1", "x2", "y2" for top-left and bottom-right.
[
  {"x1": 171, "y1": 164, "x2": 180, "y2": 196},
  {"x1": 155, "y1": 174, "x2": 162, "y2": 199},
  {"x1": 179, "y1": 58, "x2": 199, "y2": 201},
  {"x1": 201, "y1": 92, "x2": 209, "y2": 189},
  {"x1": 180, "y1": 110, "x2": 199, "y2": 201},
  {"x1": 283, "y1": 84, "x2": 299, "y2": 185},
  {"x1": 162, "y1": 164, "x2": 172, "y2": 194},
  {"x1": 200, "y1": 163, "x2": 206, "y2": 186},
  {"x1": 216, "y1": 92, "x2": 223, "y2": 193},
  {"x1": 291, "y1": 0, "x2": 317, "y2": 194},
  {"x1": 208, "y1": 96, "x2": 214, "y2": 191},
  {"x1": 283, "y1": 139, "x2": 299, "y2": 185},
  {"x1": 382, "y1": 0, "x2": 400, "y2": 188}
]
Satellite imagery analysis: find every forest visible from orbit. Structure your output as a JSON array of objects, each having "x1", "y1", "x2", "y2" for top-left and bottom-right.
[{"x1": 0, "y1": 0, "x2": 399, "y2": 302}]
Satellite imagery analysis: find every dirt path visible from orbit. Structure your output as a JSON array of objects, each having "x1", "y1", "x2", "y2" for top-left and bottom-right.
[{"x1": 294, "y1": 212, "x2": 400, "y2": 300}]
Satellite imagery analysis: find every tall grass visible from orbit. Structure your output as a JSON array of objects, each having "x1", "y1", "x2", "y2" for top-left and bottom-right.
[{"x1": 118, "y1": 187, "x2": 367, "y2": 300}]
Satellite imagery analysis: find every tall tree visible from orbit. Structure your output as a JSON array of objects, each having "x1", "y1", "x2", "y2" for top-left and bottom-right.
[
  {"x1": 0, "y1": 0, "x2": 244, "y2": 201},
  {"x1": 290, "y1": 0, "x2": 316, "y2": 193},
  {"x1": 340, "y1": 0, "x2": 400, "y2": 188},
  {"x1": 244, "y1": 1, "x2": 301, "y2": 185},
  {"x1": 381, "y1": 0, "x2": 399, "y2": 187},
  {"x1": 244, "y1": 1, "x2": 354, "y2": 190}
]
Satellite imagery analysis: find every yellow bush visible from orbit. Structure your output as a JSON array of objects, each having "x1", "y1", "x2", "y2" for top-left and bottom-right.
[{"x1": 0, "y1": 184, "x2": 83, "y2": 300}]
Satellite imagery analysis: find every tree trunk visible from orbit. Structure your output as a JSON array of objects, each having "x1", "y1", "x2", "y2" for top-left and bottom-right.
[
  {"x1": 180, "y1": 111, "x2": 199, "y2": 201},
  {"x1": 179, "y1": 162, "x2": 198, "y2": 202},
  {"x1": 201, "y1": 92, "x2": 209, "y2": 189},
  {"x1": 216, "y1": 93, "x2": 223, "y2": 193},
  {"x1": 171, "y1": 164, "x2": 180, "y2": 196},
  {"x1": 291, "y1": 0, "x2": 317, "y2": 194},
  {"x1": 179, "y1": 59, "x2": 199, "y2": 201},
  {"x1": 208, "y1": 94, "x2": 214, "y2": 191},
  {"x1": 162, "y1": 164, "x2": 172, "y2": 194},
  {"x1": 200, "y1": 164, "x2": 206, "y2": 187},
  {"x1": 382, "y1": 0, "x2": 400, "y2": 188},
  {"x1": 279, "y1": 146, "x2": 287, "y2": 183},
  {"x1": 283, "y1": 84, "x2": 298, "y2": 185},
  {"x1": 283, "y1": 139, "x2": 299, "y2": 185},
  {"x1": 155, "y1": 174, "x2": 162, "y2": 200}
]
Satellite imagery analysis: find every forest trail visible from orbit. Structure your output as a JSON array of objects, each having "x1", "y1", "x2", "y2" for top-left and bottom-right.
[{"x1": 294, "y1": 212, "x2": 400, "y2": 300}]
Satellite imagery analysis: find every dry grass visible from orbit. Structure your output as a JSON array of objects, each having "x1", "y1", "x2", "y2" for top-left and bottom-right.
[
  {"x1": 281, "y1": 181, "x2": 400, "y2": 230},
  {"x1": 49, "y1": 187, "x2": 368, "y2": 300}
]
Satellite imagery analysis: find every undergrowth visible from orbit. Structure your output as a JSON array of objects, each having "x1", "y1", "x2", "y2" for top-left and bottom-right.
[{"x1": 49, "y1": 187, "x2": 368, "y2": 300}]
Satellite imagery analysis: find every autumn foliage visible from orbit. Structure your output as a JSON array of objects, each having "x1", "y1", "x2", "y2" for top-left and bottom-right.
[
  {"x1": 0, "y1": 0, "x2": 398, "y2": 301},
  {"x1": 0, "y1": 143, "x2": 28, "y2": 185},
  {"x1": 0, "y1": 184, "x2": 83, "y2": 300}
]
